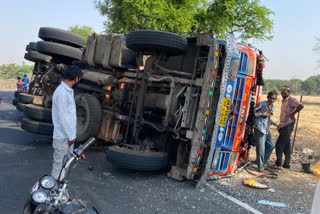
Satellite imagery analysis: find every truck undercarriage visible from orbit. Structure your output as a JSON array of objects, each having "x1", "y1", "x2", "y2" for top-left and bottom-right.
[{"x1": 17, "y1": 27, "x2": 264, "y2": 182}]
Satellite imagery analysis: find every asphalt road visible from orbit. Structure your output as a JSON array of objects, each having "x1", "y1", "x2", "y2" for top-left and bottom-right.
[{"x1": 0, "y1": 91, "x2": 253, "y2": 214}]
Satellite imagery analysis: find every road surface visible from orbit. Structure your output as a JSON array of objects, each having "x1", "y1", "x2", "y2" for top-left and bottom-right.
[{"x1": 0, "y1": 91, "x2": 255, "y2": 214}]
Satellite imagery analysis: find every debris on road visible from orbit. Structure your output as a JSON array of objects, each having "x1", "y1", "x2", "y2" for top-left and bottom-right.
[
  {"x1": 267, "y1": 188, "x2": 275, "y2": 192},
  {"x1": 311, "y1": 161, "x2": 320, "y2": 179},
  {"x1": 258, "y1": 200, "x2": 287, "y2": 208},
  {"x1": 301, "y1": 155, "x2": 313, "y2": 174},
  {"x1": 242, "y1": 169, "x2": 277, "y2": 189},
  {"x1": 103, "y1": 172, "x2": 111, "y2": 176}
]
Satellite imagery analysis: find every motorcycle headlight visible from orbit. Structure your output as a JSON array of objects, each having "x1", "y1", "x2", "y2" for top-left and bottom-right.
[
  {"x1": 40, "y1": 176, "x2": 56, "y2": 190},
  {"x1": 31, "y1": 190, "x2": 48, "y2": 204}
]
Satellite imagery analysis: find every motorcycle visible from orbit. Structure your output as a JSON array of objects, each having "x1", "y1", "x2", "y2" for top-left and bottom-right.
[{"x1": 23, "y1": 137, "x2": 99, "y2": 214}]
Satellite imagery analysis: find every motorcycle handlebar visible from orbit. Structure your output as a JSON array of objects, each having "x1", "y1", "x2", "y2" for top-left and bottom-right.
[
  {"x1": 58, "y1": 137, "x2": 96, "y2": 183},
  {"x1": 74, "y1": 137, "x2": 95, "y2": 156}
]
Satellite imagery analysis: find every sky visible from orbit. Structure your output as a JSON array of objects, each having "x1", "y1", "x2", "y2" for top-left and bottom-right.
[{"x1": 0, "y1": 0, "x2": 319, "y2": 80}]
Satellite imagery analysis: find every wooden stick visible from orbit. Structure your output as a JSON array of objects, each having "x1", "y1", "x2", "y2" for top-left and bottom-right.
[{"x1": 291, "y1": 95, "x2": 303, "y2": 154}]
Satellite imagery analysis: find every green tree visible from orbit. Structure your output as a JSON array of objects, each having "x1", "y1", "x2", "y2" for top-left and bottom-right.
[
  {"x1": 94, "y1": 0, "x2": 274, "y2": 40},
  {"x1": 95, "y1": 0, "x2": 204, "y2": 36},
  {"x1": 263, "y1": 75, "x2": 320, "y2": 96},
  {"x1": 16, "y1": 65, "x2": 33, "y2": 78},
  {"x1": 0, "y1": 63, "x2": 17, "y2": 79},
  {"x1": 301, "y1": 78, "x2": 318, "y2": 95},
  {"x1": 303, "y1": 75, "x2": 320, "y2": 95},
  {"x1": 0, "y1": 64, "x2": 33, "y2": 79},
  {"x1": 68, "y1": 25, "x2": 94, "y2": 44},
  {"x1": 287, "y1": 79, "x2": 303, "y2": 94},
  {"x1": 204, "y1": 0, "x2": 274, "y2": 40}
]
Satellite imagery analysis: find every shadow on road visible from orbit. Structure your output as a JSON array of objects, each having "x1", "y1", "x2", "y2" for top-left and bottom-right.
[
  {"x1": 0, "y1": 108, "x2": 24, "y2": 123},
  {"x1": 0, "y1": 91, "x2": 252, "y2": 214},
  {"x1": 0, "y1": 91, "x2": 14, "y2": 103}
]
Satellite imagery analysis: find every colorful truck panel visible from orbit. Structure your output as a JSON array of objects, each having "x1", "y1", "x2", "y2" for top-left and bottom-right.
[{"x1": 205, "y1": 42, "x2": 262, "y2": 179}]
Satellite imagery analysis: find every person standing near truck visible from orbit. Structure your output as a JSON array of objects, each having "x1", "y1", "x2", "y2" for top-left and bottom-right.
[
  {"x1": 22, "y1": 75, "x2": 29, "y2": 92},
  {"x1": 274, "y1": 86, "x2": 304, "y2": 169},
  {"x1": 16, "y1": 77, "x2": 25, "y2": 92},
  {"x1": 51, "y1": 65, "x2": 82, "y2": 180},
  {"x1": 254, "y1": 91, "x2": 278, "y2": 172}
]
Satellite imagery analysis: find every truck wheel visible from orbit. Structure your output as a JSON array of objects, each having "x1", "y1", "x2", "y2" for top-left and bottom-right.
[
  {"x1": 126, "y1": 30, "x2": 187, "y2": 56},
  {"x1": 38, "y1": 27, "x2": 85, "y2": 48},
  {"x1": 18, "y1": 93, "x2": 34, "y2": 104},
  {"x1": 25, "y1": 42, "x2": 37, "y2": 51},
  {"x1": 24, "y1": 51, "x2": 52, "y2": 63},
  {"x1": 24, "y1": 104, "x2": 52, "y2": 122},
  {"x1": 12, "y1": 98, "x2": 19, "y2": 106},
  {"x1": 21, "y1": 117, "x2": 53, "y2": 136},
  {"x1": 16, "y1": 102, "x2": 26, "y2": 111},
  {"x1": 106, "y1": 145, "x2": 168, "y2": 171},
  {"x1": 14, "y1": 91, "x2": 21, "y2": 98},
  {"x1": 75, "y1": 94, "x2": 102, "y2": 142},
  {"x1": 36, "y1": 41, "x2": 82, "y2": 62}
]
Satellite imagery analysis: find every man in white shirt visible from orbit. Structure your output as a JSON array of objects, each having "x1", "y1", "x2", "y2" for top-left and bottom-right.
[{"x1": 51, "y1": 65, "x2": 82, "y2": 180}]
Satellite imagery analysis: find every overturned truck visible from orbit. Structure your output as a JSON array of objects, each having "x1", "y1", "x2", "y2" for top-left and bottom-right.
[{"x1": 16, "y1": 27, "x2": 265, "y2": 182}]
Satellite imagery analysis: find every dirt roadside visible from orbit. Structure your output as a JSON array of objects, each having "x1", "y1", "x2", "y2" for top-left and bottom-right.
[
  {"x1": 0, "y1": 79, "x2": 17, "y2": 91},
  {"x1": 208, "y1": 163, "x2": 317, "y2": 214},
  {"x1": 208, "y1": 95, "x2": 320, "y2": 213}
]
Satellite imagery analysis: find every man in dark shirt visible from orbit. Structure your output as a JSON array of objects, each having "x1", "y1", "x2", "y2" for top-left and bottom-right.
[{"x1": 254, "y1": 91, "x2": 278, "y2": 172}]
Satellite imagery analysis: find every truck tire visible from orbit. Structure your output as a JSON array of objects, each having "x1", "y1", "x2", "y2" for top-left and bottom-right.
[
  {"x1": 21, "y1": 117, "x2": 53, "y2": 136},
  {"x1": 16, "y1": 102, "x2": 26, "y2": 111},
  {"x1": 36, "y1": 41, "x2": 82, "y2": 62},
  {"x1": 38, "y1": 27, "x2": 85, "y2": 48},
  {"x1": 12, "y1": 98, "x2": 19, "y2": 106},
  {"x1": 18, "y1": 93, "x2": 34, "y2": 104},
  {"x1": 75, "y1": 94, "x2": 102, "y2": 142},
  {"x1": 106, "y1": 146, "x2": 169, "y2": 171},
  {"x1": 25, "y1": 42, "x2": 37, "y2": 51},
  {"x1": 24, "y1": 53, "x2": 33, "y2": 62},
  {"x1": 126, "y1": 30, "x2": 187, "y2": 56},
  {"x1": 24, "y1": 51, "x2": 52, "y2": 63},
  {"x1": 24, "y1": 104, "x2": 52, "y2": 122},
  {"x1": 14, "y1": 91, "x2": 21, "y2": 98}
]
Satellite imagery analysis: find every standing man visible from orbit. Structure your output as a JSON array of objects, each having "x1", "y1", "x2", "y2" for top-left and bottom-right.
[
  {"x1": 254, "y1": 91, "x2": 278, "y2": 172},
  {"x1": 51, "y1": 65, "x2": 82, "y2": 180},
  {"x1": 22, "y1": 75, "x2": 29, "y2": 93},
  {"x1": 274, "y1": 86, "x2": 304, "y2": 169}
]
